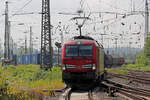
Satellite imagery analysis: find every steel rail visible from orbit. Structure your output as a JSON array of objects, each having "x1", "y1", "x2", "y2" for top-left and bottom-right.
[
  {"x1": 119, "y1": 90, "x2": 147, "y2": 100},
  {"x1": 128, "y1": 71, "x2": 150, "y2": 79},
  {"x1": 64, "y1": 88, "x2": 72, "y2": 100},
  {"x1": 107, "y1": 72, "x2": 150, "y2": 84},
  {"x1": 106, "y1": 79, "x2": 150, "y2": 97},
  {"x1": 127, "y1": 70, "x2": 150, "y2": 73},
  {"x1": 102, "y1": 81, "x2": 148, "y2": 100},
  {"x1": 128, "y1": 73, "x2": 150, "y2": 79},
  {"x1": 88, "y1": 90, "x2": 94, "y2": 100},
  {"x1": 108, "y1": 72, "x2": 150, "y2": 81}
]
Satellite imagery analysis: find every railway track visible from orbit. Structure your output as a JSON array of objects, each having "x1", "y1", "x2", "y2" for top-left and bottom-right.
[
  {"x1": 59, "y1": 70, "x2": 150, "y2": 100},
  {"x1": 60, "y1": 88, "x2": 94, "y2": 100},
  {"x1": 107, "y1": 72, "x2": 150, "y2": 84},
  {"x1": 127, "y1": 70, "x2": 150, "y2": 74},
  {"x1": 102, "y1": 79, "x2": 150, "y2": 100},
  {"x1": 128, "y1": 70, "x2": 150, "y2": 79},
  {"x1": 61, "y1": 87, "x2": 72, "y2": 100},
  {"x1": 88, "y1": 90, "x2": 94, "y2": 100}
]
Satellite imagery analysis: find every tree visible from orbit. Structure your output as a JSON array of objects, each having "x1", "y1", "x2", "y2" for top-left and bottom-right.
[{"x1": 144, "y1": 37, "x2": 150, "y2": 59}]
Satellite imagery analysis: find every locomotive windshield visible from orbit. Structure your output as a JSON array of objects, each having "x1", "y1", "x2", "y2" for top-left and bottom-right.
[
  {"x1": 65, "y1": 45, "x2": 93, "y2": 57},
  {"x1": 79, "y1": 45, "x2": 92, "y2": 56},
  {"x1": 65, "y1": 45, "x2": 78, "y2": 56}
]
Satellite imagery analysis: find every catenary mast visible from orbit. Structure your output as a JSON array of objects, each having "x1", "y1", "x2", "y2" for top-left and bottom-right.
[
  {"x1": 40, "y1": 0, "x2": 53, "y2": 70},
  {"x1": 4, "y1": 1, "x2": 10, "y2": 60}
]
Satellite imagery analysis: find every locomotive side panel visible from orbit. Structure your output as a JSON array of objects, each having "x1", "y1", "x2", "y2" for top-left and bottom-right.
[
  {"x1": 96, "y1": 47, "x2": 99, "y2": 74},
  {"x1": 95, "y1": 46, "x2": 105, "y2": 77},
  {"x1": 98, "y1": 48, "x2": 104, "y2": 74}
]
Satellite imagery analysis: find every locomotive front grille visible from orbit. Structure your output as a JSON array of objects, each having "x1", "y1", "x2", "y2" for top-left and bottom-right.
[
  {"x1": 82, "y1": 64, "x2": 92, "y2": 68},
  {"x1": 65, "y1": 64, "x2": 76, "y2": 68}
]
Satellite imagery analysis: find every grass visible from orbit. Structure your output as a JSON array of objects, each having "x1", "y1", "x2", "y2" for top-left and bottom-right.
[
  {"x1": 106, "y1": 67, "x2": 128, "y2": 74},
  {"x1": 106, "y1": 64, "x2": 150, "y2": 74},
  {"x1": 0, "y1": 64, "x2": 64, "y2": 100}
]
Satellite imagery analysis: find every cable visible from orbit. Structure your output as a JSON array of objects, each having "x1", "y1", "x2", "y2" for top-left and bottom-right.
[
  {"x1": 80, "y1": 0, "x2": 85, "y2": 9},
  {"x1": 82, "y1": 0, "x2": 98, "y2": 31},
  {"x1": 137, "y1": 4, "x2": 145, "y2": 11},
  {"x1": 84, "y1": 0, "x2": 91, "y2": 12},
  {"x1": 11, "y1": 0, "x2": 33, "y2": 17},
  {"x1": 100, "y1": 0, "x2": 128, "y2": 12},
  {"x1": 136, "y1": 0, "x2": 144, "y2": 11}
]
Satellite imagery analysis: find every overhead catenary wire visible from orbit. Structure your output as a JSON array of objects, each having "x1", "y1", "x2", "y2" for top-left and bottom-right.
[
  {"x1": 0, "y1": 0, "x2": 34, "y2": 24},
  {"x1": 98, "y1": 0, "x2": 128, "y2": 12},
  {"x1": 59, "y1": 0, "x2": 145, "y2": 48},
  {"x1": 77, "y1": 0, "x2": 133, "y2": 36},
  {"x1": 0, "y1": 0, "x2": 146, "y2": 49},
  {"x1": 11, "y1": 0, "x2": 33, "y2": 16},
  {"x1": 136, "y1": 0, "x2": 145, "y2": 11}
]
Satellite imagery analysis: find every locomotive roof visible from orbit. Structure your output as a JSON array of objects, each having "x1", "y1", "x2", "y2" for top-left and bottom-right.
[
  {"x1": 64, "y1": 36, "x2": 103, "y2": 48},
  {"x1": 63, "y1": 39, "x2": 93, "y2": 44},
  {"x1": 73, "y1": 36, "x2": 94, "y2": 40}
]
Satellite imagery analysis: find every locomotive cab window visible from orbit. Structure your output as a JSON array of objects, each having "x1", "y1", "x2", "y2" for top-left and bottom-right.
[
  {"x1": 79, "y1": 45, "x2": 92, "y2": 56},
  {"x1": 65, "y1": 45, "x2": 78, "y2": 56},
  {"x1": 65, "y1": 45, "x2": 93, "y2": 57}
]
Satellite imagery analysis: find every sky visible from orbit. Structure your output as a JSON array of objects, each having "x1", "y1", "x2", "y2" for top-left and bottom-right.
[{"x1": 0, "y1": 0, "x2": 147, "y2": 50}]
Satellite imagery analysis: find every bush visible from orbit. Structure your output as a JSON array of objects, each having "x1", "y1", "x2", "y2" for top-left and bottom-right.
[{"x1": 136, "y1": 54, "x2": 150, "y2": 65}]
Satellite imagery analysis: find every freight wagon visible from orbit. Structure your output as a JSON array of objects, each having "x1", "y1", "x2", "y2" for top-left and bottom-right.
[
  {"x1": 104, "y1": 54, "x2": 113, "y2": 67},
  {"x1": 105, "y1": 54, "x2": 125, "y2": 67},
  {"x1": 112, "y1": 56, "x2": 125, "y2": 66}
]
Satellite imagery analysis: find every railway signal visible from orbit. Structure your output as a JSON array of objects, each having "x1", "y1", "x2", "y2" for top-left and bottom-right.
[{"x1": 55, "y1": 42, "x2": 61, "y2": 65}]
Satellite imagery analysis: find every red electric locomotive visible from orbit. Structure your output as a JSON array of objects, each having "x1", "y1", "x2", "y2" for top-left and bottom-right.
[{"x1": 61, "y1": 36, "x2": 105, "y2": 88}]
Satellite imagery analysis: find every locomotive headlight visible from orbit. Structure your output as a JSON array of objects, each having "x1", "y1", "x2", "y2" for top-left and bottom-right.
[
  {"x1": 92, "y1": 64, "x2": 96, "y2": 70},
  {"x1": 62, "y1": 66, "x2": 66, "y2": 70}
]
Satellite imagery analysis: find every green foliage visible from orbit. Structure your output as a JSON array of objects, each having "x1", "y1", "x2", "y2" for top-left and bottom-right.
[
  {"x1": 106, "y1": 64, "x2": 150, "y2": 74},
  {"x1": 1, "y1": 65, "x2": 62, "y2": 81},
  {"x1": 144, "y1": 37, "x2": 150, "y2": 58},
  {"x1": 106, "y1": 67, "x2": 128, "y2": 74},
  {"x1": 0, "y1": 64, "x2": 64, "y2": 100},
  {"x1": 136, "y1": 53, "x2": 150, "y2": 65},
  {"x1": 133, "y1": 37, "x2": 150, "y2": 66}
]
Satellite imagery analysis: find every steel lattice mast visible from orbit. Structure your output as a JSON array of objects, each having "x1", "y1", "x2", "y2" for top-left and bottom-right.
[
  {"x1": 4, "y1": 1, "x2": 10, "y2": 60},
  {"x1": 145, "y1": 0, "x2": 149, "y2": 40},
  {"x1": 40, "y1": 0, "x2": 53, "y2": 70}
]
